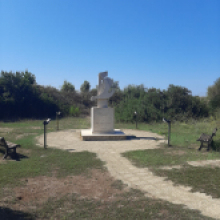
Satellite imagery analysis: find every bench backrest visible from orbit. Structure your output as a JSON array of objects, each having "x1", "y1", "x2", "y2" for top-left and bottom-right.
[
  {"x1": 0, "y1": 137, "x2": 7, "y2": 147},
  {"x1": 212, "y1": 128, "x2": 218, "y2": 136}
]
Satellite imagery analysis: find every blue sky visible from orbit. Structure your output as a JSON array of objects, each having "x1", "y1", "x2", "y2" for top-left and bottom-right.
[{"x1": 0, "y1": 0, "x2": 219, "y2": 97}]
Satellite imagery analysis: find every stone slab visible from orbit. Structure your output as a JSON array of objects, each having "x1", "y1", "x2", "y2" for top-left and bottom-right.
[{"x1": 80, "y1": 129, "x2": 128, "y2": 141}]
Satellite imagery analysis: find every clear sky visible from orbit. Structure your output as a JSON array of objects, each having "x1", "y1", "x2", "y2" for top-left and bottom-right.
[{"x1": 0, "y1": 0, "x2": 219, "y2": 97}]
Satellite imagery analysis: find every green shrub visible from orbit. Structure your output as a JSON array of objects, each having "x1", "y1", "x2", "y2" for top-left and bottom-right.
[{"x1": 69, "y1": 105, "x2": 80, "y2": 117}]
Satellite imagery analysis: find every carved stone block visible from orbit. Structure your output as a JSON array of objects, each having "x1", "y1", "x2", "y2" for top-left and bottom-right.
[{"x1": 91, "y1": 107, "x2": 114, "y2": 134}]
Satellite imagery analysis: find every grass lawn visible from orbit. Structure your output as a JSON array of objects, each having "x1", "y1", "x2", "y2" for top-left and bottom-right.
[{"x1": 0, "y1": 116, "x2": 219, "y2": 220}]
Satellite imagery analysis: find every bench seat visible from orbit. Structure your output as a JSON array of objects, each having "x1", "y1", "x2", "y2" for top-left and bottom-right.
[
  {"x1": 197, "y1": 128, "x2": 217, "y2": 151},
  {"x1": 0, "y1": 137, "x2": 21, "y2": 159}
]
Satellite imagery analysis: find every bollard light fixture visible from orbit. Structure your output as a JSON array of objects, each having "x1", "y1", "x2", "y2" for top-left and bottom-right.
[
  {"x1": 163, "y1": 118, "x2": 171, "y2": 123},
  {"x1": 43, "y1": 118, "x2": 51, "y2": 149},
  {"x1": 163, "y1": 117, "x2": 171, "y2": 146},
  {"x1": 134, "y1": 111, "x2": 138, "y2": 129},
  {"x1": 56, "y1": 112, "x2": 61, "y2": 131},
  {"x1": 45, "y1": 118, "x2": 51, "y2": 124}
]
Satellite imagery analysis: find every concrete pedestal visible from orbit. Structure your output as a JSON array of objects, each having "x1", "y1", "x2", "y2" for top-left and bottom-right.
[
  {"x1": 80, "y1": 129, "x2": 127, "y2": 141},
  {"x1": 80, "y1": 107, "x2": 129, "y2": 141},
  {"x1": 91, "y1": 107, "x2": 114, "y2": 134}
]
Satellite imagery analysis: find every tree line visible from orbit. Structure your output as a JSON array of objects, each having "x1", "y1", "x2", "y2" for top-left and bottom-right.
[{"x1": 0, "y1": 70, "x2": 219, "y2": 123}]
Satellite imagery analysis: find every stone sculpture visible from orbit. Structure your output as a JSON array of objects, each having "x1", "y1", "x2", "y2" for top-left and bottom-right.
[
  {"x1": 91, "y1": 71, "x2": 115, "y2": 108},
  {"x1": 80, "y1": 71, "x2": 127, "y2": 140}
]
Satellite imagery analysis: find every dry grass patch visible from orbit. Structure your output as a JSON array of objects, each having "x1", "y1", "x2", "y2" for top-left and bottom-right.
[
  {"x1": 1, "y1": 168, "x2": 130, "y2": 212},
  {"x1": 29, "y1": 126, "x2": 41, "y2": 129},
  {"x1": 164, "y1": 150, "x2": 187, "y2": 156},
  {"x1": 0, "y1": 128, "x2": 14, "y2": 133},
  {"x1": 15, "y1": 133, "x2": 38, "y2": 140}
]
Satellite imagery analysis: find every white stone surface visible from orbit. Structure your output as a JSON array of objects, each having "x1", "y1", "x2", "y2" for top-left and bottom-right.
[
  {"x1": 91, "y1": 107, "x2": 114, "y2": 134},
  {"x1": 90, "y1": 71, "x2": 115, "y2": 108},
  {"x1": 81, "y1": 129, "x2": 126, "y2": 136},
  {"x1": 86, "y1": 72, "x2": 119, "y2": 138}
]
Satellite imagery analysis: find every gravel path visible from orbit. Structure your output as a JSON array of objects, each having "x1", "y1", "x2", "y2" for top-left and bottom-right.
[{"x1": 35, "y1": 129, "x2": 220, "y2": 219}]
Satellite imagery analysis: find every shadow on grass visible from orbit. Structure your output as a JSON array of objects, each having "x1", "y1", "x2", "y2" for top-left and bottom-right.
[
  {"x1": 65, "y1": 149, "x2": 76, "y2": 152},
  {"x1": 0, "y1": 150, "x2": 29, "y2": 162},
  {"x1": 0, "y1": 206, "x2": 34, "y2": 220},
  {"x1": 14, "y1": 153, "x2": 29, "y2": 161},
  {"x1": 211, "y1": 139, "x2": 220, "y2": 152}
]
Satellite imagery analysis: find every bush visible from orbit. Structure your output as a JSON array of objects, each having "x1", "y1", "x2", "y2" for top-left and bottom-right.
[{"x1": 69, "y1": 105, "x2": 80, "y2": 117}]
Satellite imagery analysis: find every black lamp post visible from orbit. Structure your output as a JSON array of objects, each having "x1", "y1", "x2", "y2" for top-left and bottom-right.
[
  {"x1": 43, "y1": 118, "x2": 51, "y2": 149},
  {"x1": 134, "y1": 111, "x2": 138, "y2": 129},
  {"x1": 56, "y1": 112, "x2": 61, "y2": 131},
  {"x1": 163, "y1": 117, "x2": 171, "y2": 146}
]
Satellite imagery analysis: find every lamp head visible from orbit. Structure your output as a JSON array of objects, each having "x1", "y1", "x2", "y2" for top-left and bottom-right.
[
  {"x1": 46, "y1": 118, "x2": 51, "y2": 123},
  {"x1": 43, "y1": 118, "x2": 51, "y2": 125},
  {"x1": 163, "y1": 118, "x2": 171, "y2": 123}
]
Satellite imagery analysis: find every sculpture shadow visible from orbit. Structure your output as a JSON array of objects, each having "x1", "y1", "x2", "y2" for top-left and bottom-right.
[
  {"x1": 126, "y1": 136, "x2": 165, "y2": 141},
  {"x1": 0, "y1": 206, "x2": 35, "y2": 220}
]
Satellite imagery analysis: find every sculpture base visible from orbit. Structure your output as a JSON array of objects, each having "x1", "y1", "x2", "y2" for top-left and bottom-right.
[
  {"x1": 91, "y1": 107, "x2": 114, "y2": 133},
  {"x1": 80, "y1": 129, "x2": 127, "y2": 141}
]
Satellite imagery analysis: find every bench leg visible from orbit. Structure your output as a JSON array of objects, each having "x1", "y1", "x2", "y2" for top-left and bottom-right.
[
  {"x1": 3, "y1": 148, "x2": 18, "y2": 159},
  {"x1": 207, "y1": 141, "x2": 212, "y2": 151},
  {"x1": 3, "y1": 149, "x2": 8, "y2": 159},
  {"x1": 198, "y1": 142, "x2": 203, "y2": 151},
  {"x1": 13, "y1": 148, "x2": 18, "y2": 158}
]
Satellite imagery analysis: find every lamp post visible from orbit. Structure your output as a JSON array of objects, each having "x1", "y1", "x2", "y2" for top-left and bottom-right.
[
  {"x1": 163, "y1": 117, "x2": 171, "y2": 146},
  {"x1": 134, "y1": 111, "x2": 138, "y2": 129},
  {"x1": 43, "y1": 118, "x2": 51, "y2": 149},
  {"x1": 56, "y1": 112, "x2": 61, "y2": 131}
]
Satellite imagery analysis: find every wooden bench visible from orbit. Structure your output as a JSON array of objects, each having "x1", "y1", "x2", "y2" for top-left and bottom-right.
[
  {"x1": 197, "y1": 128, "x2": 218, "y2": 151},
  {"x1": 0, "y1": 137, "x2": 21, "y2": 159}
]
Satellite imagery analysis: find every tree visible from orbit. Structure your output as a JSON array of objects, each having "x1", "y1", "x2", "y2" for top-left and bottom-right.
[
  {"x1": 89, "y1": 88, "x2": 97, "y2": 97},
  {"x1": 207, "y1": 77, "x2": 220, "y2": 112},
  {"x1": 80, "y1": 80, "x2": 91, "y2": 94},
  {"x1": 0, "y1": 70, "x2": 38, "y2": 118},
  {"x1": 108, "y1": 79, "x2": 122, "y2": 106},
  {"x1": 80, "y1": 81, "x2": 91, "y2": 106},
  {"x1": 60, "y1": 80, "x2": 75, "y2": 93},
  {"x1": 22, "y1": 70, "x2": 36, "y2": 85},
  {"x1": 109, "y1": 79, "x2": 120, "y2": 92},
  {"x1": 123, "y1": 84, "x2": 146, "y2": 100}
]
